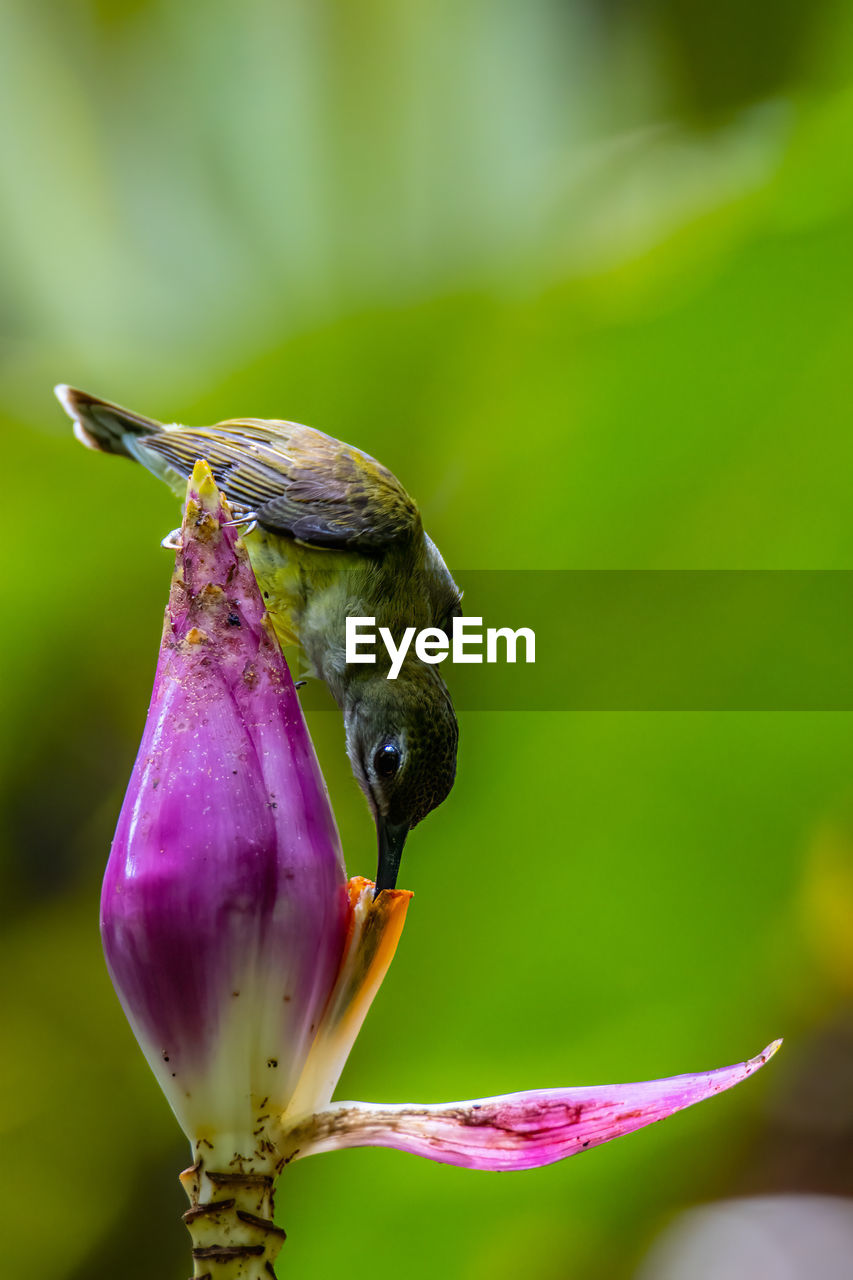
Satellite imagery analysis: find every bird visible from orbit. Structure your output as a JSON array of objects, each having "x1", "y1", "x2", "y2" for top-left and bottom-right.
[{"x1": 56, "y1": 384, "x2": 461, "y2": 893}]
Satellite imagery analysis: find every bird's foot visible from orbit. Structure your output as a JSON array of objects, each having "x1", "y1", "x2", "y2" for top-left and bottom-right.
[
  {"x1": 163, "y1": 513, "x2": 257, "y2": 550},
  {"x1": 221, "y1": 511, "x2": 259, "y2": 536}
]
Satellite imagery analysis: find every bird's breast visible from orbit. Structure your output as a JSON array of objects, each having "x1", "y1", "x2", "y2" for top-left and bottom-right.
[{"x1": 243, "y1": 527, "x2": 457, "y2": 688}]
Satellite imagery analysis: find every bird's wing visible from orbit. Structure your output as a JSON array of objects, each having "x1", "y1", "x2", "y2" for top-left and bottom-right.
[{"x1": 139, "y1": 418, "x2": 421, "y2": 550}]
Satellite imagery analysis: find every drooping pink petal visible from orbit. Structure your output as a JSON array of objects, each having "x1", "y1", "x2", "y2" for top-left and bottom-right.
[{"x1": 288, "y1": 1041, "x2": 781, "y2": 1170}]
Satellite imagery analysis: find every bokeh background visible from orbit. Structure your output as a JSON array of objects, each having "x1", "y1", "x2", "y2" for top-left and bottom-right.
[{"x1": 5, "y1": 1, "x2": 853, "y2": 1276}]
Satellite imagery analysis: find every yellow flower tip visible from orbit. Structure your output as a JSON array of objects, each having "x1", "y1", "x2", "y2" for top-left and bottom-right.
[
  {"x1": 186, "y1": 458, "x2": 232, "y2": 522},
  {"x1": 181, "y1": 461, "x2": 235, "y2": 543},
  {"x1": 190, "y1": 457, "x2": 216, "y2": 491}
]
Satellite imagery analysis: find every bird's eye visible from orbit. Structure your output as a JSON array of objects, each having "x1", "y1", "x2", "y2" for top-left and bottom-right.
[{"x1": 373, "y1": 742, "x2": 401, "y2": 780}]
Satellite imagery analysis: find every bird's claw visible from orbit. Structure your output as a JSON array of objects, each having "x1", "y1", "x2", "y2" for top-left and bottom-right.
[
  {"x1": 221, "y1": 512, "x2": 259, "y2": 536},
  {"x1": 163, "y1": 511, "x2": 256, "y2": 551}
]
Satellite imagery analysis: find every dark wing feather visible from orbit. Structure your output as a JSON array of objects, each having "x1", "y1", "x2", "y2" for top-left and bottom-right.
[{"x1": 141, "y1": 418, "x2": 420, "y2": 550}]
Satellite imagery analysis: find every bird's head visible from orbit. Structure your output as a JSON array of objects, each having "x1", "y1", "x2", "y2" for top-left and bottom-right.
[{"x1": 343, "y1": 662, "x2": 458, "y2": 893}]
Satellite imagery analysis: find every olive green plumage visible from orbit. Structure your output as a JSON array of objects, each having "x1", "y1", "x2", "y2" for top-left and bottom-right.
[{"x1": 56, "y1": 385, "x2": 460, "y2": 891}]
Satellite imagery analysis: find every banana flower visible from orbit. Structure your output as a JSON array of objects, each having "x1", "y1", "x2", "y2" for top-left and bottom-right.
[{"x1": 100, "y1": 462, "x2": 779, "y2": 1278}]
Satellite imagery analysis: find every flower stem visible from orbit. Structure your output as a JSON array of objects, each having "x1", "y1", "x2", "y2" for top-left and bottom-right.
[{"x1": 180, "y1": 1160, "x2": 285, "y2": 1279}]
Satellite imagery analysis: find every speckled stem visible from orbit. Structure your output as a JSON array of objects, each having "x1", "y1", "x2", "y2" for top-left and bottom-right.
[{"x1": 180, "y1": 1159, "x2": 285, "y2": 1280}]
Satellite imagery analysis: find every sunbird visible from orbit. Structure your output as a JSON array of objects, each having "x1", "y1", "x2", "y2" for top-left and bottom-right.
[{"x1": 56, "y1": 385, "x2": 461, "y2": 892}]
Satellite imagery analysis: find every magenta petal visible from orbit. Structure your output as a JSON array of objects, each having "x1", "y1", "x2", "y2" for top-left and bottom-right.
[
  {"x1": 101, "y1": 465, "x2": 349, "y2": 1137},
  {"x1": 292, "y1": 1042, "x2": 781, "y2": 1170}
]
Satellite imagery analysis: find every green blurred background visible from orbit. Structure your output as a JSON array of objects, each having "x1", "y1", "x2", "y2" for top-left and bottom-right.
[{"x1": 5, "y1": 0, "x2": 853, "y2": 1275}]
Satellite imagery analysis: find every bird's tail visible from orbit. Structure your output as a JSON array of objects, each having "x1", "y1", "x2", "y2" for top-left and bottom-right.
[{"x1": 54, "y1": 385, "x2": 162, "y2": 458}]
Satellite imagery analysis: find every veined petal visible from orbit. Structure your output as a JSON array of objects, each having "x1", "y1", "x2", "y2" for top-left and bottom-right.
[
  {"x1": 283, "y1": 878, "x2": 412, "y2": 1124},
  {"x1": 287, "y1": 1040, "x2": 782, "y2": 1170}
]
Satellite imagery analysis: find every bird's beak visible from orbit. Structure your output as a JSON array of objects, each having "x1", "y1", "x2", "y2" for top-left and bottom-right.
[{"x1": 375, "y1": 819, "x2": 410, "y2": 894}]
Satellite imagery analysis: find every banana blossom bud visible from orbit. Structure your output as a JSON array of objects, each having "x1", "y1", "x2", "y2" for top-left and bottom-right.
[{"x1": 101, "y1": 463, "x2": 779, "y2": 1278}]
